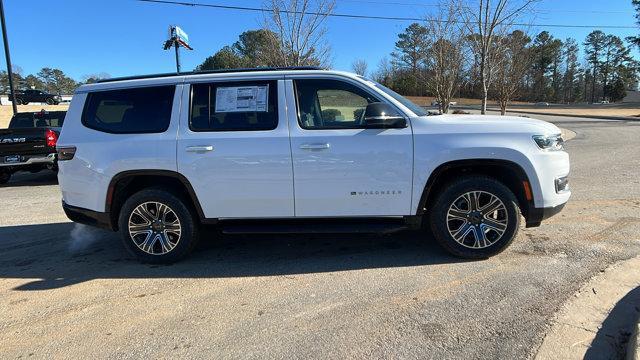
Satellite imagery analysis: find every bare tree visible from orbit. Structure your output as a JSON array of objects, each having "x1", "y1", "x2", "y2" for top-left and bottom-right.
[
  {"x1": 461, "y1": 0, "x2": 538, "y2": 114},
  {"x1": 263, "y1": 0, "x2": 335, "y2": 67},
  {"x1": 372, "y1": 56, "x2": 394, "y2": 86},
  {"x1": 422, "y1": 1, "x2": 467, "y2": 114},
  {"x1": 492, "y1": 31, "x2": 532, "y2": 114},
  {"x1": 351, "y1": 59, "x2": 368, "y2": 76}
]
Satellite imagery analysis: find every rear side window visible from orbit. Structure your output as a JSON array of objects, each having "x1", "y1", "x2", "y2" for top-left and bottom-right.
[
  {"x1": 82, "y1": 86, "x2": 175, "y2": 134},
  {"x1": 190, "y1": 80, "x2": 278, "y2": 131},
  {"x1": 9, "y1": 115, "x2": 34, "y2": 128},
  {"x1": 8, "y1": 113, "x2": 64, "y2": 128}
]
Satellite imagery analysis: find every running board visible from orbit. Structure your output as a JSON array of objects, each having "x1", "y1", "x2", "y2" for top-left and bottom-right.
[{"x1": 219, "y1": 218, "x2": 411, "y2": 235}]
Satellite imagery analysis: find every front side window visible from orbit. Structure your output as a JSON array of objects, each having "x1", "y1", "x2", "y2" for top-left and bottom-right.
[
  {"x1": 190, "y1": 80, "x2": 278, "y2": 132},
  {"x1": 294, "y1": 79, "x2": 380, "y2": 129},
  {"x1": 82, "y1": 86, "x2": 175, "y2": 134}
]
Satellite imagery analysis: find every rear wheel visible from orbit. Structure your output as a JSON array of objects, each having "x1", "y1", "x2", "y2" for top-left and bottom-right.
[
  {"x1": 14, "y1": 98, "x2": 23, "y2": 105},
  {"x1": 118, "y1": 188, "x2": 199, "y2": 263},
  {"x1": 429, "y1": 176, "x2": 520, "y2": 259},
  {"x1": 46, "y1": 97, "x2": 55, "y2": 105}
]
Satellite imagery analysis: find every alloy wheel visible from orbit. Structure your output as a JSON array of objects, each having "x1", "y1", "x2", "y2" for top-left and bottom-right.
[
  {"x1": 128, "y1": 201, "x2": 182, "y2": 255},
  {"x1": 446, "y1": 191, "x2": 509, "y2": 249}
]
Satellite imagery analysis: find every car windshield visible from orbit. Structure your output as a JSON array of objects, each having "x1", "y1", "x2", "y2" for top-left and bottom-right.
[{"x1": 363, "y1": 78, "x2": 428, "y2": 117}]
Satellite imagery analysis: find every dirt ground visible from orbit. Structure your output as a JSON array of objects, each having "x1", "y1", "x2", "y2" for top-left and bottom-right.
[
  {"x1": 0, "y1": 104, "x2": 69, "y2": 128},
  {"x1": 407, "y1": 96, "x2": 640, "y2": 118},
  {"x1": 502, "y1": 104, "x2": 640, "y2": 118}
]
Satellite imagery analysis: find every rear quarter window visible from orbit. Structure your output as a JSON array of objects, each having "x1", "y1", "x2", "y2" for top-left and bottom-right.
[{"x1": 81, "y1": 86, "x2": 175, "y2": 134}]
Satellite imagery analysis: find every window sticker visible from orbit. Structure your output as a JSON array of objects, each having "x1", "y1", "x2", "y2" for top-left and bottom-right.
[{"x1": 215, "y1": 85, "x2": 269, "y2": 113}]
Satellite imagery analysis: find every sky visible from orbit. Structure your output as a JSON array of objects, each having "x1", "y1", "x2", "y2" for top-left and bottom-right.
[{"x1": 1, "y1": 0, "x2": 638, "y2": 80}]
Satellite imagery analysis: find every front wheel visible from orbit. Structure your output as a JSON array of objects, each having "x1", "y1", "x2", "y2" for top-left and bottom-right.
[
  {"x1": 118, "y1": 188, "x2": 199, "y2": 264},
  {"x1": 46, "y1": 98, "x2": 55, "y2": 105},
  {"x1": 429, "y1": 176, "x2": 521, "y2": 259}
]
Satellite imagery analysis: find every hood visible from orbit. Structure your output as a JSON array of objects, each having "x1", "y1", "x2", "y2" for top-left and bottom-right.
[{"x1": 413, "y1": 114, "x2": 561, "y2": 136}]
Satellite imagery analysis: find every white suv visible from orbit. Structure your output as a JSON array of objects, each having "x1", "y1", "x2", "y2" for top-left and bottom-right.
[{"x1": 57, "y1": 67, "x2": 570, "y2": 263}]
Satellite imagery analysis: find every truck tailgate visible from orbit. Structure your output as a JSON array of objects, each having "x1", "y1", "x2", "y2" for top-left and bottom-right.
[{"x1": 0, "y1": 128, "x2": 48, "y2": 157}]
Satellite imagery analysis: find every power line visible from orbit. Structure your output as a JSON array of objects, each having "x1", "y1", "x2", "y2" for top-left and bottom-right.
[
  {"x1": 334, "y1": 0, "x2": 632, "y2": 15},
  {"x1": 137, "y1": 0, "x2": 638, "y2": 29}
]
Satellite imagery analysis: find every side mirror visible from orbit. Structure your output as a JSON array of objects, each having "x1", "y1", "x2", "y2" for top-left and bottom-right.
[{"x1": 363, "y1": 102, "x2": 407, "y2": 129}]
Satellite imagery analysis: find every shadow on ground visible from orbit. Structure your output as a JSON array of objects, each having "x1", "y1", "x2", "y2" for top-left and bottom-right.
[
  {"x1": 0, "y1": 222, "x2": 463, "y2": 291},
  {"x1": 585, "y1": 286, "x2": 640, "y2": 360},
  {"x1": 0, "y1": 170, "x2": 58, "y2": 188}
]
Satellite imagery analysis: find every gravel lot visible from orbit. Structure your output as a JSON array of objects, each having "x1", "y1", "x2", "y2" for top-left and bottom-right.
[{"x1": 1, "y1": 117, "x2": 640, "y2": 359}]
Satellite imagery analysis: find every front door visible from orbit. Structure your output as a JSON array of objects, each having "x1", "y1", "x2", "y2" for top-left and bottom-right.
[
  {"x1": 177, "y1": 79, "x2": 294, "y2": 219},
  {"x1": 286, "y1": 77, "x2": 414, "y2": 217}
]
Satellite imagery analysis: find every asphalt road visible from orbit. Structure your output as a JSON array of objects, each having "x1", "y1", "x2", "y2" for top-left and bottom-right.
[{"x1": 1, "y1": 118, "x2": 640, "y2": 359}]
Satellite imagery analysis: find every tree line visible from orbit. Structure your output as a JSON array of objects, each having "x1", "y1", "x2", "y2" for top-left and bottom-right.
[
  {"x1": 0, "y1": 67, "x2": 110, "y2": 96},
  {"x1": 196, "y1": 0, "x2": 640, "y2": 114},
  {"x1": 371, "y1": 26, "x2": 638, "y2": 112}
]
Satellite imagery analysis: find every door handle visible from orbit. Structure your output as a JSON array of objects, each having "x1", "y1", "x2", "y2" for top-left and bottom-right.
[
  {"x1": 186, "y1": 145, "x2": 214, "y2": 153},
  {"x1": 299, "y1": 143, "x2": 330, "y2": 150}
]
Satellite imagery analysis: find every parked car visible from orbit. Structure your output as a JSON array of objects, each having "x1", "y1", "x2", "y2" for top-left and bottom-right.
[
  {"x1": 431, "y1": 100, "x2": 457, "y2": 107},
  {"x1": 57, "y1": 67, "x2": 571, "y2": 263},
  {"x1": 0, "y1": 110, "x2": 66, "y2": 183},
  {"x1": 9, "y1": 89, "x2": 61, "y2": 105},
  {"x1": 534, "y1": 102, "x2": 550, "y2": 107}
]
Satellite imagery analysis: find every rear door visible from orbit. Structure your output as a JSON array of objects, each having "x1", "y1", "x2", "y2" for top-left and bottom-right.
[
  {"x1": 177, "y1": 77, "x2": 294, "y2": 219},
  {"x1": 286, "y1": 76, "x2": 414, "y2": 217}
]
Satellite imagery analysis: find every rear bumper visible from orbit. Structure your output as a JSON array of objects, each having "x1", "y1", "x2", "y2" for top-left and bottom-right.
[
  {"x1": 525, "y1": 202, "x2": 566, "y2": 228},
  {"x1": 0, "y1": 153, "x2": 56, "y2": 168},
  {"x1": 62, "y1": 201, "x2": 114, "y2": 231}
]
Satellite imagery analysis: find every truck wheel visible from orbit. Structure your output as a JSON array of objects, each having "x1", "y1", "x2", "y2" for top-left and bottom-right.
[
  {"x1": 118, "y1": 188, "x2": 200, "y2": 264},
  {"x1": 46, "y1": 98, "x2": 55, "y2": 105},
  {"x1": 0, "y1": 171, "x2": 11, "y2": 184},
  {"x1": 14, "y1": 98, "x2": 22, "y2": 105},
  {"x1": 429, "y1": 176, "x2": 520, "y2": 259}
]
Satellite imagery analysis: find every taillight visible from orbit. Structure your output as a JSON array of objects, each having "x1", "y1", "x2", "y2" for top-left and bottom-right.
[
  {"x1": 57, "y1": 146, "x2": 76, "y2": 161},
  {"x1": 45, "y1": 129, "x2": 58, "y2": 148}
]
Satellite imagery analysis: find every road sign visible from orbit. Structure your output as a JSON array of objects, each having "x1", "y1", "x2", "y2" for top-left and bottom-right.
[
  {"x1": 175, "y1": 26, "x2": 189, "y2": 45},
  {"x1": 164, "y1": 25, "x2": 193, "y2": 74}
]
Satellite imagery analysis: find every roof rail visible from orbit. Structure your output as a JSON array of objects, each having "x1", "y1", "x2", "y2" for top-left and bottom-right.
[{"x1": 96, "y1": 66, "x2": 326, "y2": 83}]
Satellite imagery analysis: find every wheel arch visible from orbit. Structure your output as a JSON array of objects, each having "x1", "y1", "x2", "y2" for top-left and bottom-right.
[
  {"x1": 416, "y1": 159, "x2": 535, "y2": 220},
  {"x1": 106, "y1": 170, "x2": 209, "y2": 231}
]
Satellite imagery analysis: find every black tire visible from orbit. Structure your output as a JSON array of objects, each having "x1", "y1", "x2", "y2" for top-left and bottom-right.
[
  {"x1": 0, "y1": 171, "x2": 11, "y2": 184},
  {"x1": 46, "y1": 97, "x2": 55, "y2": 105},
  {"x1": 14, "y1": 98, "x2": 23, "y2": 105},
  {"x1": 429, "y1": 176, "x2": 521, "y2": 259},
  {"x1": 118, "y1": 188, "x2": 200, "y2": 264}
]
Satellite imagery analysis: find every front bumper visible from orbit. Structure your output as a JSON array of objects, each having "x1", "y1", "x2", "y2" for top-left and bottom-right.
[
  {"x1": 62, "y1": 201, "x2": 114, "y2": 231},
  {"x1": 525, "y1": 202, "x2": 566, "y2": 228}
]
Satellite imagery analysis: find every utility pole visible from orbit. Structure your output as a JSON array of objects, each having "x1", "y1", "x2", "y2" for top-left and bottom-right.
[
  {"x1": 0, "y1": 0, "x2": 17, "y2": 115},
  {"x1": 163, "y1": 25, "x2": 192, "y2": 74},
  {"x1": 174, "y1": 41, "x2": 180, "y2": 73}
]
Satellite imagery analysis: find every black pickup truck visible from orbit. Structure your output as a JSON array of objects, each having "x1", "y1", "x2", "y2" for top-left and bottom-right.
[
  {"x1": 0, "y1": 110, "x2": 66, "y2": 184},
  {"x1": 9, "y1": 89, "x2": 61, "y2": 105}
]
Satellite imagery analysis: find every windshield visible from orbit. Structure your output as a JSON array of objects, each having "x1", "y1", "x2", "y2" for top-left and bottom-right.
[{"x1": 366, "y1": 79, "x2": 428, "y2": 117}]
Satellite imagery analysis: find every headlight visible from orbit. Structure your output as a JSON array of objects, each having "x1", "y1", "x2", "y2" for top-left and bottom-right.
[{"x1": 533, "y1": 134, "x2": 564, "y2": 151}]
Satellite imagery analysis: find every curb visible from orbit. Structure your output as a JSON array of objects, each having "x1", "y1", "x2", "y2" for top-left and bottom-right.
[{"x1": 536, "y1": 256, "x2": 640, "y2": 360}]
